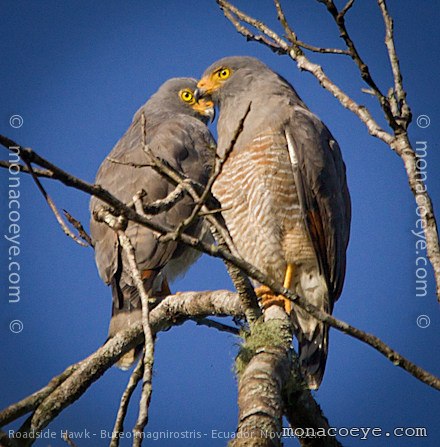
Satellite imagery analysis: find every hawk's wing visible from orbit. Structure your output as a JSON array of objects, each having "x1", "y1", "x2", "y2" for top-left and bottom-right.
[
  {"x1": 90, "y1": 110, "x2": 215, "y2": 370},
  {"x1": 90, "y1": 110, "x2": 215, "y2": 287},
  {"x1": 285, "y1": 105, "x2": 351, "y2": 304}
]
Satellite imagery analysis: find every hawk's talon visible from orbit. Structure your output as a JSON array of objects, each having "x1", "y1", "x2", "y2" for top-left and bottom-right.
[
  {"x1": 255, "y1": 285, "x2": 272, "y2": 298},
  {"x1": 255, "y1": 286, "x2": 292, "y2": 314}
]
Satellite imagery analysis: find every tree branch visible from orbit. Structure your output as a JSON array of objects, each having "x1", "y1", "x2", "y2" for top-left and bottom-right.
[
  {"x1": 216, "y1": 0, "x2": 393, "y2": 144},
  {"x1": 377, "y1": 0, "x2": 411, "y2": 124},
  {"x1": 115, "y1": 230, "x2": 155, "y2": 445},
  {"x1": 231, "y1": 307, "x2": 292, "y2": 447},
  {"x1": 316, "y1": 0, "x2": 397, "y2": 128},
  {"x1": 110, "y1": 359, "x2": 144, "y2": 447},
  {"x1": 0, "y1": 160, "x2": 54, "y2": 178}
]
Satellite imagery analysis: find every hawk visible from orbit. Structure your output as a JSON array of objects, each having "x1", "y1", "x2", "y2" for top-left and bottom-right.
[
  {"x1": 195, "y1": 57, "x2": 351, "y2": 389},
  {"x1": 90, "y1": 78, "x2": 216, "y2": 369}
]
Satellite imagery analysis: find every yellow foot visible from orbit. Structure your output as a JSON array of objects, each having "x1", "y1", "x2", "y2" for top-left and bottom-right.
[
  {"x1": 255, "y1": 285, "x2": 286, "y2": 310},
  {"x1": 281, "y1": 295, "x2": 292, "y2": 315}
]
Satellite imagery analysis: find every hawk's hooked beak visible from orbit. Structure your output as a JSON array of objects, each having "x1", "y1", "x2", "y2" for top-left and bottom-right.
[
  {"x1": 193, "y1": 87, "x2": 205, "y2": 102},
  {"x1": 195, "y1": 75, "x2": 218, "y2": 101},
  {"x1": 204, "y1": 105, "x2": 216, "y2": 123},
  {"x1": 193, "y1": 97, "x2": 215, "y2": 123}
]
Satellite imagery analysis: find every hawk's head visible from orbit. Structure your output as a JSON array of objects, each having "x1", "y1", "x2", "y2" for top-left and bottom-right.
[
  {"x1": 194, "y1": 56, "x2": 269, "y2": 104},
  {"x1": 149, "y1": 77, "x2": 215, "y2": 123}
]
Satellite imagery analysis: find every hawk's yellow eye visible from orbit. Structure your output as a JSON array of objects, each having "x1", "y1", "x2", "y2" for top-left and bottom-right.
[
  {"x1": 217, "y1": 68, "x2": 231, "y2": 80},
  {"x1": 179, "y1": 89, "x2": 194, "y2": 103}
]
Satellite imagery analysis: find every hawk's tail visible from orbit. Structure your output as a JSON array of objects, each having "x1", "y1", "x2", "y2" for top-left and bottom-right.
[
  {"x1": 292, "y1": 267, "x2": 330, "y2": 389},
  {"x1": 296, "y1": 323, "x2": 329, "y2": 390},
  {"x1": 109, "y1": 269, "x2": 166, "y2": 370},
  {"x1": 109, "y1": 282, "x2": 143, "y2": 370}
]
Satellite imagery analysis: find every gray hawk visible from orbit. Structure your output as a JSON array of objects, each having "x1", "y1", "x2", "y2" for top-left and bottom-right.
[
  {"x1": 90, "y1": 78, "x2": 216, "y2": 369},
  {"x1": 195, "y1": 57, "x2": 351, "y2": 389}
]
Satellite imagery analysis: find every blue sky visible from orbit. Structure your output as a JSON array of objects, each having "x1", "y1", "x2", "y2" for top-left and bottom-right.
[{"x1": 0, "y1": 1, "x2": 439, "y2": 446}]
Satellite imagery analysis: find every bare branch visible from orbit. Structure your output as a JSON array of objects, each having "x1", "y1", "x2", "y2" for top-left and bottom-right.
[
  {"x1": 193, "y1": 317, "x2": 240, "y2": 335},
  {"x1": 231, "y1": 307, "x2": 291, "y2": 447},
  {"x1": 283, "y1": 360, "x2": 343, "y2": 447},
  {"x1": 63, "y1": 209, "x2": 93, "y2": 247},
  {"x1": 216, "y1": 1, "x2": 393, "y2": 144},
  {"x1": 0, "y1": 160, "x2": 54, "y2": 178},
  {"x1": 62, "y1": 432, "x2": 79, "y2": 447},
  {"x1": 116, "y1": 231, "x2": 155, "y2": 445},
  {"x1": 232, "y1": 306, "x2": 342, "y2": 446},
  {"x1": 0, "y1": 359, "x2": 84, "y2": 427},
  {"x1": 377, "y1": 0, "x2": 411, "y2": 124},
  {"x1": 391, "y1": 134, "x2": 440, "y2": 300},
  {"x1": 110, "y1": 359, "x2": 144, "y2": 447},
  {"x1": 219, "y1": 2, "x2": 286, "y2": 54},
  {"x1": 274, "y1": 1, "x2": 349, "y2": 56},
  {"x1": 22, "y1": 158, "x2": 89, "y2": 247},
  {"x1": 294, "y1": 40, "x2": 349, "y2": 56},
  {"x1": 317, "y1": 0, "x2": 397, "y2": 128},
  {"x1": 340, "y1": 0, "x2": 355, "y2": 18}
]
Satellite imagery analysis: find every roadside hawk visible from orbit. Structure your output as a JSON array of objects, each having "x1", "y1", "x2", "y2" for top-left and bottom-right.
[
  {"x1": 90, "y1": 78, "x2": 216, "y2": 369},
  {"x1": 195, "y1": 57, "x2": 351, "y2": 389}
]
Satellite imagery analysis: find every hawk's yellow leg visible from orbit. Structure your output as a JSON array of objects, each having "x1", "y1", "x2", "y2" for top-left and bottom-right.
[
  {"x1": 255, "y1": 263, "x2": 294, "y2": 314},
  {"x1": 282, "y1": 263, "x2": 294, "y2": 314}
]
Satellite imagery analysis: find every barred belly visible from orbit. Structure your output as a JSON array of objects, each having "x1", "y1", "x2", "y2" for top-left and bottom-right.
[{"x1": 213, "y1": 131, "x2": 316, "y2": 284}]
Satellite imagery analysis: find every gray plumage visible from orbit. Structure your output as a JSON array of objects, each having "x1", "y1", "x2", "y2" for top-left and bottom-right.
[
  {"x1": 196, "y1": 57, "x2": 351, "y2": 388},
  {"x1": 90, "y1": 78, "x2": 216, "y2": 368}
]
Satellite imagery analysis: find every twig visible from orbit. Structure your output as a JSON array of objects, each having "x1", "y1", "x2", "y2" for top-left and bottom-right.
[
  {"x1": 0, "y1": 360, "x2": 83, "y2": 426},
  {"x1": 25, "y1": 159, "x2": 89, "y2": 246},
  {"x1": 377, "y1": 0, "x2": 411, "y2": 124},
  {"x1": 159, "y1": 102, "x2": 252, "y2": 242},
  {"x1": 193, "y1": 317, "x2": 240, "y2": 335},
  {"x1": 115, "y1": 231, "x2": 155, "y2": 446},
  {"x1": 293, "y1": 40, "x2": 349, "y2": 55},
  {"x1": 110, "y1": 359, "x2": 144, "y2": 447},
  {"x1": 274, "y1": 0, "x2": 348, "y2": 56},
  {"x1": 0, "y1": 160, "x2": 54, "y2": 178},
  {"x1": 316, "y1": 0, "x2": 396, "y2": 128},
  {"x1": 62, "y1": 432, "x2": 79, "y2": 447},
  {"x1": 340, "y1": 0, "x2": 355, "y2": 17},
  {"x1": 63, "y1": 210, "x2": 93, "y2": 247}
]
